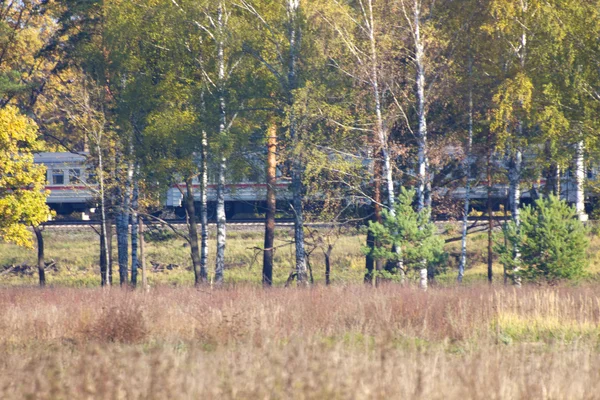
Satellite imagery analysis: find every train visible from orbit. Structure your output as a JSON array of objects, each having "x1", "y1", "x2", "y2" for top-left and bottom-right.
[
  {"x1": 34, "y1": 152, "x2": 292, "y2": 219},
  {"x1": 34, "y1": 152, "x2": 594, "y2": 220}
]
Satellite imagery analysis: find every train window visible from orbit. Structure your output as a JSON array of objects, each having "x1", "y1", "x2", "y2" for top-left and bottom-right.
[
  {"x1": 69, "y1": 169, "x2": 81, "y2": 183},
  {"x1": 52, "y1": 171, "x2": 65, "y2": 185}
]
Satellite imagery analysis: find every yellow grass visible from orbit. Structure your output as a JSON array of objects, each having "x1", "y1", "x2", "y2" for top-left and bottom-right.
[{"x1": 0, "y1": 285, "x2": 599, "y2": 399}]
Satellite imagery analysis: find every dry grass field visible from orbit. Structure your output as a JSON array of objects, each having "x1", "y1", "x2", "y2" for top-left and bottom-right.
[
  {"x1": 1, "y1": 285, "x2": 600, "y2": 399},
  {"x1": 1, "y1": 229, "x2": 600, "y2": 398}
]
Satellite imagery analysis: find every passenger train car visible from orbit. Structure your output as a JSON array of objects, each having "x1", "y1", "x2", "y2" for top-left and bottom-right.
[
  {"x1": 33, "y1": 152, "x2": 594, "y2": 219},
  {"x1": 34, "y1": 152, "x2": 95, "y2": 215},
  {"x1": 34, "y1": 152, "x2": 293, "y2": 219}
]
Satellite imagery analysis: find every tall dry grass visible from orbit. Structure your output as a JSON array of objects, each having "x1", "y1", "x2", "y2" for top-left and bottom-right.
[{"x1": 0, "y1": 284, "x2": 599, "y2": 399}]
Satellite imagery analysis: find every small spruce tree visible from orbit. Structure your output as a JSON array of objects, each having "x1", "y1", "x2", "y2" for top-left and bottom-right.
[
  {"x1": 496, "y1": 195, "x2": 589, "y2": 284},
  {"x1": 365, "y1": 188, "x2": 446, "y2": 279}
]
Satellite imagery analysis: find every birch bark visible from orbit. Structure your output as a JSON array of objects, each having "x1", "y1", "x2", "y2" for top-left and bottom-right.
[
  {"x1": 130, "y1": 164, "x2": 139, "y2": 287},
  {"x1": 215, "y1": 1, "x2": 227, "y2": 285},
  {"x1": 575, "y1": 139, "x2": 586, "y2": 221},
  {"x1": 458, "y1": 86, "x2": 474, "y2": 283}
]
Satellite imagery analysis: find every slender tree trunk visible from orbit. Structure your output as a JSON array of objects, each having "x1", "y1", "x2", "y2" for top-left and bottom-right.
[
  {"x1": 139, "y1": 217, "x2": 147, "y2": 290},
  {"x1": 367, "y1": 0, "x2": 395, "y2": 211},
  {"x1": 116, "y1": 155, "x2": 133, "y2": 286},
  {"x1": 414, "y1": 1, "x2": 430, "y2": 212},
  {"x1": 412, "y1": 2, "x2": 429, "y2": 284},
  {"x1": 325, "y1": 245, "x2": 332, "y2": 286},
  {"x1": 487, "y1": 135, "x2": 493, "y2": 284},
  {"x1": 185, "y1": 179, "x2": 203, "y2": 285},
  {"x1": 263, "y1": 123, "x2": 277, "y2": 286},
  {"x1": 215, "y1": 1, "x2": 227, "y2": 285},
  {"x1": 287, "y1": 0, "x2": 307, "y2": 285},
  {"x1": 458, "y1": 85, "x2": 474, "y2": 283},
  {"x1": 364, "y1": 156, "x2": 381, "y2": 284},
  {"x1": 33, "y1": 225, "x2": 45, "y2": 287},
  {"x1": 98, "y1": 144, "x2": 111, "y2": 287},
  {"x1": 509, "y1": 150, "x2": 523, "y2": 227},
  {"x1": 575, "y1": 139, "x2": 586, "y2": 220},
  {"x1": 364, "y1": 228, "x2": 375, "y2": 284},
  {"x1": 199, "y1": 131, "x2": 209, "y2": 283},
  {"x1": 106, "y1": 219, "x2": 113, "y2": 285},
  {"x1": 366, "y1": 0, "x2": 403, "y2": 277},
  {"x1": 373, "y1": 160, "x2": 384, "y2": 286},
  {"x1": 130, "y1": 165, "x2": 139, "y2": 287},
  {"x1": 508, "y1": 148, "x2": 522, "y2": 287}
]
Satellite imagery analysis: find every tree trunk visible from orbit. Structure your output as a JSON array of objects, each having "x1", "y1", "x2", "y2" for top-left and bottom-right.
[
  {"x1": 575, "y1": 139, "x2": 586, "y2": 220},
  {"x1": 325, "y1": 245, "x2": 332, "y2": 286},
  {"x1": 364, "y1": 158, "x2": 382, "y2": 285},
  {"x1": 33, "y1": 225, "x2": 45, "y2": 287},
  {"x1": 116, "y1": 156, "x2": 133, "y2": 286},
  {"x1": 508, "y1": 150, "x2": 523, "y2": 227},
  {"x1": 287, "y1": 0, "x2": 307, "y2": 285},
  {"x1": 215, "y1": 1, "x2": 227, "y2": 285},
  {"x1": 364, "y1": 228, "x2": 375, "y2": 284},
  {"x1": 414, "y1": 1, "x2": 430, "y2": 213},
  {"x1": 458, "y1": 86, "x2": 473, "y2": 284},
  {"x1": 508, "y1": 148, "x2": 522, "y2": 287},
  {"x1": 130, "y1": 166, "x2": 139, "y2": 287},
  {"x1": 98, "y1": 143, "x2": 111, "y2": 287},
  {"x1": 185, "y1": 179, "x2": 203, "y2": 286},
  {"x1": 263, "y1": 123, "x2": 277, "y2": 286},
  {"x1": 367, "y1": 0, "x2": 395, "y2": 212},
  {"x1": 487, "y1": 135, "x2": 493, "y2": 284},
  {"x1": 139, "y1": 217, "x2": 147, "y2": 290},
  {"x1": 373, "y1": 160, "x2": 384, "y2": 287},
  {"x1": 215, "y1": 159, "x2": 227, "y2": 285},
  {"x1": 199, "y1": 130, "x2": 209, "y2": 283}
]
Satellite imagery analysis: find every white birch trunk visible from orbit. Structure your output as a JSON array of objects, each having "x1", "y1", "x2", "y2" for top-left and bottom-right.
[
  {"x1": 367, "y1": 0, "x2": 394, "y2": 212},
  {"x1": 130, "y1": 163, "x2": 139, "y2": 287},
  {"x1": 287, "y1": 0, "x2": 308, "y2": 284},
  {"x1": 414, "y1": 1, "x2": 430, "y2": 212},
  {"x1": 420, "y1": 268, "x2": 428, "y2": 290},
  {"x1": 215, "y1": 1, "x2": 227, "y2": 284},
  {"x1": 458, "y1": 86, "x2": 474, "y2": 283},
  {"x1": 200, "y1": 130, "x2": 209, "y2": 282},
  {"x1": 575, "y1": 140, "x2": 587, "y2": 221},
  {"x1": 508, "y1": 148, "x2": 522, "y2": 287},
  {"x1": 98, "y1": 143, "x2": 111, "y2": 287},
  {"x1": 366, "y1": 0, "x2": 403, "y2": 276}
]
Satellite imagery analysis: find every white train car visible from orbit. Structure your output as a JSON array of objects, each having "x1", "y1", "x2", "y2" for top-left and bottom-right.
[
  {"x1": 33, "y1": 152, "x2": 597, "y2": 219},
  {"x1": 34, "y1": 152, "x2": 96, "y2": 214},
  {"x1": 166, "y1": 180, "x2": 292, "y2": 218}
]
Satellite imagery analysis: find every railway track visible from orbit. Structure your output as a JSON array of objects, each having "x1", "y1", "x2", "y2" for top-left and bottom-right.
[
  {"x1": 40, "y1": 218, "x2": 344, "y2": 229},
  {"x1": 41, "y1": 215, "x2": 526, "y2": 229}
]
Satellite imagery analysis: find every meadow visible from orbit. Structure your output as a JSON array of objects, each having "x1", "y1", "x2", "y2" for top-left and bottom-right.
[
  {"x1": 1, "y1": 285, "x2": 600, "y2": 399},
  {"x1": 1, "y1": 225, "x2": 600, "y2": 286},
  {"x1": 1, "y1": 228, "x2": 600, "y2": 399}
]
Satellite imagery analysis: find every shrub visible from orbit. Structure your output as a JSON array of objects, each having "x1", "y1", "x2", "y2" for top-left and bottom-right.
[
  {"x1": 496, "y1": 195, "x2": 589, "y2": 284},
  {"x1": 365, "y1": 188, "x2": 446, "y2": 278}
]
